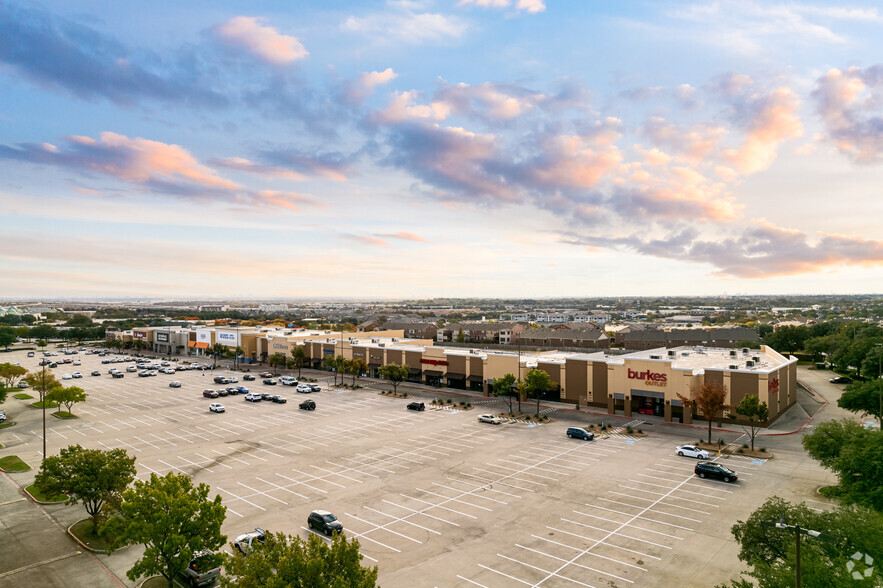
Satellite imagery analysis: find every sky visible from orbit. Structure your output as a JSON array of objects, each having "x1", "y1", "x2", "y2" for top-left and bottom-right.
[{"x1": 2, "y1": 0, "x2": 883, "y2": 300}]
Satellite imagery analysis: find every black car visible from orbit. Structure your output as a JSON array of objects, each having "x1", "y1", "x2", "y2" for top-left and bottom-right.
[
  {"x1": 307, "y1": 510, "x2": 342, "y2": 535},
  {"x1": 271, "y1": 395, "x2": 287, "y2": 404},
  {"x1": 111, "y1": 372, "x2": 124, "y2": 378},
  {"x1": 226, "y1": 387, "x2": 239, "y2": 395},
  {"x1": 260, "y1": 392, "x2": 274, "y2": 401},
  {"x1": 829, "y1": 376, "x2": 852, "y2": 384},
  {"x1": 299, "y1": 399, "x2": 316, "y2": 410},
  {"x1": 262, "y1": 378, "x2": 277, "y2": 386},
  {"x1": 243, "y1": 374, "x2": 255, "y2": 381},
  {"x1": 91, "y1": 370, "x2": 101, "y2": 376},
  {"x1": 695, "y1": 462, "x2": 738, "y2": 483},
  {"x1": 566, "y1": 427, "x2": 594, "y2": 441},
  {"x1": 407, "y1": 402, "x2": 425, "y2": 411},
  {"x1": 216, "y1": 389, "x2": 228, "y2": 397}
]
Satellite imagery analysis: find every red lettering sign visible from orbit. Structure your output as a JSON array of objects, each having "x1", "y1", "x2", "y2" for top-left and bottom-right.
[
  {"x1": 420, "y1": 359, "x2": 448, "y2": 366},
  {"x1": 627, "y1": 368, "x2": 668, "y2": 384},
  {"x1": 768, "y1": 378, "x2": 779, "y2": 394}
]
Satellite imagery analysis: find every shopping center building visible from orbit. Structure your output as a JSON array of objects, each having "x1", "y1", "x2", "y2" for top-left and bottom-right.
[{"x1": 109, "y1": 326, "x2": 797, "y2": 426}]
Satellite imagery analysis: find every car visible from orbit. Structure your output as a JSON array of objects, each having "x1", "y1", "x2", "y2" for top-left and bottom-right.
[
  {"x1": 227, "y1": 376, "x2": 239, "y2": 383},
  {"x1": 259, "y1": 372, "x2": 273, "y2": 378},
  {"x1": 72, "y1": 372, "x2": 83, "y2": 379},
  {"x1": 280, "y1": 376, "x2": 298, "y2": 386},
  {"x1": 72, "y1": 360, "x2": 81, "y2": 366},
  {"x1": 478, "y1": 414, "x2": 502, "y2": 425},
  {"x1": 62, "y1": 374, "x2": 72, "y2": 380},
  {"x1": 169, "y1": 381, "x2": 182, "y2": 388},
  {"x1": 233, "y1": 528, "x2": 267, "y2": 555},
  {"x1": 244, "y1": 393, "x2": 262, "y2": 402},
  {"x1": 307, "y1": 510, "x2": 343, "y2": 536},
  {"x1": 566, "y1": 427, "x2": 594, "y2": 441},
  {"x1": 216, "y1": 389, "x2": 228, "y2": 397},
  {"x1": 243, "y1": 374, "x2": 255, "y2": 381},
  {"x1": 203, "y1": 389, "x2": 219, "y2": 399},
  {"x1": 226, "y1": 387, "x2": 240, "y2": 395},
  {"x1": 695, "y1": 461, "x2": 738, "y2": 483},
  {"x1": 272, "y1": 395, "x2": 287, "y2": 404},
  {"x1": 676, "y1": 445, "x2": 710, "y2": 459},
  {"x1": 112, "y1": 372, "x2": 124, "y2": 378},
  {"x1": 262, "y1": 379, "x2": 277, "y2": 386},
  {"x1": 91, "y1": 370, "x2": 101, "y2": 376},
  {"x1": 829, "y1": 376, "x2": 852, "y2": 384},
  {"x1": 299, "y1": 399, "x2": 315, "y2": 410},
  {"x1": 407, "y1": 402, "x2": 425, "y2": 411},
  {"x1": 161, "y1": 368, "x2": 176, "y2": 374},
  {"x1": 0, "y1": 410, "x2": 6, "y2": 424},
  {"x1": 138, "y1": 371, "x2": 151, "y2": 377},
  {"x1": 213, "y1": 376, "x2": 229, "y2": 385},
  {"x1": 209, "y1": 403, "x2": 225, "y2": 413},
  {"x1": 260, "y1": 392, "x2": 274, "y2": 401},
  {"x1": 182, "y1": 550, "x2": 221, "y2": 587},
  {"x1": 27, "y1": 351, "x2": 35, "y2": 357},
  {"x1": 17, "y1": 381, "x2": 29, "y2": 388},
  {"x1": 49, "y1": 362, "x2": 58, "y2": 368},
  {"x1": 148, "y1": 370, "x2": 158, "y2": 377},
  {"x1": 127, "y1": 366, "x2": 137, "y2": 372},
  {"x1": 161, "y1": 361, "x2": 170, "y2": 367},
  {"x1": 236, "y1": 386, "x2": 249, "y2": 394},
  {"x1": 308, "y1": 383, "x2": 321, "y2": 393},
  {"x1": 296, "y1": 383, "x2": 312, "y2": 394}
]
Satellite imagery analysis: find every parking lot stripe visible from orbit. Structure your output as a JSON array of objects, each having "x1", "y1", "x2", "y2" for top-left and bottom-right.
[
  {"x1": 275, "y1": 472, "x2": 328, "y2": 494},
  {"x1": 496, "y1": 553, "x2": 600, "y2": 587},
  {"x1": 113, "y1": 418, "x2": 137, "y2": 429},
  {"x1": 176, "y1": 455, "x2": 212, "y2": 473},
  {"x1": 465, "y1": 470, "x2": 536, "y2": 493},
  {"x1": 255, "y1": 476, "x2": 310, "y2": 501},
  {"x1": 216, "y1": 486, "x2": 267, "y2": 511},
  {"x1": 323, "y1": 460, "x2": 379, "y2": 479},
  {"x1": 392, "y1": 441, "x2": 449, "y2": 457},
  {"x1": 64, "y1": 426, "x2": 88, "y2": 437},
  {"x1": 455, "y1": 575, "x2": 489, "y2": 587},
  {"x1": 195, "y1": 452, "x2": 233, "y2": 469},
  {"x1": 345, "y1": 512, "x2": 423, "y2": 544},
  {"x1": 363, "y1": 506, "x2": 441, "y2": 535},
  {"x1": 607, "y1": 492, "x2": 711, "y2": 515},
  {"x1": 343, "y1": 528, "x2": 402, "y2": 553},
  {"x1": 290, "y1": 467, "x2": 346, "y2": 488},
  {"x1": 309, "y1": 464, "x2": 363, "y2": 484},
  {"x1": 414, "y1": 487, "x2": 494, "y2": 512},
  {"x1": 431, "y1": 482, "x2": 508, "y2": 505},
  {"x1": 132, "y1": 435, "x2": 161, "y2": 450},
  {"x1": 476, "y1": 563, "x2": 536, "y2": 586},
  {"x1": 517, "y1": 541, "x2": 645, "y2": 576},
  {"x1": 158, "y1": 458, "x2": 190, "y2": 476},
  {"x1": 238, "y1": 481, "x2": 288, "y2": 505},
  {"x1": 594, "y1": 499, "x2": 703, "y2": 523},
  {"x1": 400, "y1": 493, "x2": 478, "y2": 519},
  {"x1": 546, "y1": 526, "x2": 664, "y2": 557},
  {"x1": 571, "y1": 512, "x2": 683, "y2": 541},
  {"x1": 110, "y1": 438, "x2": 142, "y2": 453},
  {"x1": 585, "y1": 504, "x2": 695, "y2": 531},
  {"x1": 381, "y1": 499, "x2": 460, "y2": 527},
  {"x1": 456, "y1": 473, "x2": 523, "y2": 498},
  {"x1": 210, "y1": 448, "x2": 249, "y2": 466},
  {"x1": 628, "y1": 479, "x2": 727, "y2": 500}
]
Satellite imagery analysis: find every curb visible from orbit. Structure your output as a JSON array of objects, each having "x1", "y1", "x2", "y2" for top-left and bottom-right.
[
  {"x1": 66, "y1": 520, "x2": 126, "y2": 555},
  {"x1": 23, "y1": 486, "x2": 68, "y2": 505}
]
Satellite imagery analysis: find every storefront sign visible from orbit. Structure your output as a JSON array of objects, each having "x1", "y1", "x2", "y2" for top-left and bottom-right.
[
  {"x1": 133, "y1": 331, "x2": 147, "y2": 339},
  {"x1": 421, "y1": 359, "x2": 448, "y2": 366},
  {"x1": 272, "y1": 343, "x2": 288, "y2": 350},
  {"x1": 768, "y1": 378, "x2": 779, "y2": 394},
  {"x1": 354, "y1": 352, "x2": 364, "y2": 357},
  {"x1": 196, "y1": 330, "x2": 212, "y2": 343},
  {"x1": 156, "y1": 332, "x2": 169, "y2": 342},
  {"x1": 627, "y1": 368, "x2": 667, "y2": 387},
  {"x1": 323, "y1": 349, "x2": 334, "y2": 354}
]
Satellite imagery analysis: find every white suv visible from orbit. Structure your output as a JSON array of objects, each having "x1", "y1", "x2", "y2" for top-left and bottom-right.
[
  {"x1": 233, "y1": 528, "x2": 267, "y2": 555},
  {"x1": 279, "y1": 376, "x2": 298, "y2": 386}
]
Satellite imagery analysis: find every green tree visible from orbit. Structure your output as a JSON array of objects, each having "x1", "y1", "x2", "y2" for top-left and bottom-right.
[
  {"x1": 268, "y1": 353, "x2": 286, "y2": 375},
  {"x1": 221, "y1": 531, "x2": 377, "y2": 588},
  {"x1": 802, "y1": 419, "x2": 883, "y2": 511},
  {"x1": 46, "y1": 385, "x2": 88, "y2": 416},
  {"x1": 30, "y1": 325, "x2": 57, "y2": 341},
  {"x1": 132, "y1": 338, "x2": 146, "y2": 353},
  {"x1": 522, "y1": 368, "x2": 554, "y2": 417},
  {"x1": 718, "y1": 496, "x2": 883, "y2": 588},
  {"x1": 110, "y1": 472, "x2": 227, "y2": 588},
  {"x1": 65, "y1": 314, "x2": 94, "y2": 327},
  {"x1": 492, "y1": 373, "x2": 518, "y2": 414},
  {"x1": 763, "y1": 325, "x2": 809, "y2": 354},
  {"x1": 350, "y1": 358, "x2": 367, "y2": 386},
  {"x1": 729, "y1": 394, "x2": 769, "y2": 451},
  {"x1": 36, "y1": 338, "x2": 48, "y2": 355},
  {"x1": 292, "y1": 347, "x2": 306, "y2": 378},
  {"x1": 209, "y1": 343, "x2": 226, "y2": 368},
  {"x1": 838, "y1": 380, "x2": 883, "y2": 427},
  {"x1": 234, "y1": 346, "x2": 245, "y2": 371},
  {"x1": 0, "y1": 381, "x2": 8, "y2": 405},
  {"x1": 456, "y1": 329, "x2": 465, "y2": 343},
  {"x1": 0, "y1": 362, "x2": 27, "y2": 389},
  {"x1": 678, "y1": 381, "x2": 729, "y2": 444},
  {"x1": 34, "y1": 445, "x2": 136, "y2": 533},
  {"x1": 377, "y1": 363, "x2": 409, "y2": 395},
  {"x1": 0, "y1": 328, "x2": 15, "y2": 350}
]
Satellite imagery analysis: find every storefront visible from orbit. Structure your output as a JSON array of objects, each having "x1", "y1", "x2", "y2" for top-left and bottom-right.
[{"x1": 631, "y1": 389, "x2": 665, "y2": 417}]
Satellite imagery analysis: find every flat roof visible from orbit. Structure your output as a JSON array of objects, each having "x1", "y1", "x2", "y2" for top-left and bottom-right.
[{"x1": 620, "y1": 345, "x2": 793, "y2": 373}]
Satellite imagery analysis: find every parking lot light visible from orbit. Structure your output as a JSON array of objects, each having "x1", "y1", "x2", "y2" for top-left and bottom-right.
[{"x1": 761, "y1": 517, "x2": 833, "y2": 588}]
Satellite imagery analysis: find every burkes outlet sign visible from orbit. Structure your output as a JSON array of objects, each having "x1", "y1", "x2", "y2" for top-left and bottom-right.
[{"x1": 628, "y1": 368, "x2": 668, "y2": 387}]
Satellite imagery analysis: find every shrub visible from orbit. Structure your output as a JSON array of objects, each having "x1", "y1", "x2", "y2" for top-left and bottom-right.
[
  {"x1": 446, "y1": 398, "x2": 452, "y2": 404},
  {"x1": 737, "y1": 448, "x2": 744, "y2": 454},
  {"x1": 626, "y1": 426, "x2": 633, "y2": 434},
  {"x1": 459, "y1": 401, "x2": 466, "y2": 406},
  {"x1": 466, "y1": 402, "x2": 471, "y2": 408},
  {"x1": 760, "y1": 447, "x2": 766, "y2": 453},
  {"x1": 742, "y1": 443, "x2": 749, "y2": 449},
  {"x1": 637, "y1": 428, "x2": 643, "y2": 434}
]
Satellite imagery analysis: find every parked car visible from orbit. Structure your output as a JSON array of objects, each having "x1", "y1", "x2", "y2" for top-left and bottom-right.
[
  {"x1": 169, "y1": 381, "x2": 182, "y2": 388},
  {"x1": 62, "y1": 374, "x2": 72, "y2": 380},
  {"x1": 407, "y1": 402, "x2": 425, "y2": 411},
  {"x1": 72, "y1": 360, "x2": 81, "y2": 366},
  {"x1": 161, "y1": 361, "x2": 170, "y2": 367},
  {"x1": 161, "y1": 368, "x2": 176, "y2": 374},
  {"x1": 0, "y1": 410, "x2": 6, "y2": 424},
  {"x1": 262, "y1": 379, "x2": 277, "y2": 386},
  {"x1": 72, "y1": 372, "x2": 83, "y2": 378},
  {"x1": 299, "y1": 399, "x2": 315, "y2": 410},
  {"x1": 271, "y1": 395, "x2": 287, "y2": 404},
  {"x1": 829, "y1": 376, "x2": 852, "y2": 384},
  {"x1": 126, "y1": 366, "x2": 137, "y2": 372},
  {"x1": 27, "y1": 351, "x2": 35, "y2": 357},
  {"x1": 308, "y1": 383, "x2": 321, "y2": 392},
  {"x1": 566, "y1": 427, "x2": 594, "y2": 441},
  {"x1": 91, "y1": 370, "x2": 101, "y2": 377},
  {"x1": 213, "y1": 376, "x2": 229, "y2": 385},
  {"x1": 227, "y1": 376, "x2": 239, "y2": 383},
  {"x1": 233, "y1": 528, "x2": 267, "y2": 555},
  {"x1": 478, "y1": 414, "x2": 502, "y2": 425},
  {"x1": 676, "y1": 445, "x2": 710, "y2": 459},
  {"x1": 260, "y1": 392, "x2": 274, "y2": 401},
  {"x1": 280, "y1": 376, "x2": 298, "y2": 386},
  {"x1": 243, "y1": 374, "x2": 255, "y2": 381},
  {"x1": 18, "y1": 380, "x2": 29, "y2": 388},
  {"x1": 111, "y1": 372, "x2": 124, "y2": 378},
  {"x1": 307, "y1": 510, "x2": 342, "y2": 536},
  {"x1": 226, "y1": 387, "x2": 240, "y2": 395},
  {"x1": 695, "y1": 462, "x2": 738, "y2": 483},
  {"x1": 259, "y1": 372, "x2": 273, "y2": 378},
  {"x1": 216, "y1": 389, "x2": 228, "y2": 397},
  {"x1": 296, "y1": 384, "x2": 312, "y2": 394},
  {"x1": 236, "y1": 386, "x2": 249, "y2": 394},
  {"x1": 182, "y1": 550, "x2": 221, "y2": 587},
  {"x1": 244, "y1": 393, "x2": 262, "y2": 402},
  {"x1": 203, "y1": 389, "x2": 219, "y2": 399},
  {"x1": 209, "y1": 403, "x2": 225, "y2": 413}
]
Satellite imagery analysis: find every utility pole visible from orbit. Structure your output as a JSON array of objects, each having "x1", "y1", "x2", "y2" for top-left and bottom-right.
[
  {"x1": 876, "y1": 343, "x2": 882, "y2": 427},
  {"x1": 761, "y1": 517, "x2": 832, "y2": 588}
]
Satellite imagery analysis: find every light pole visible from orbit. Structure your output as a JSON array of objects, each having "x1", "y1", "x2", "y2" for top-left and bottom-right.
[
  {"x1": 761, "y1": 517, "x2": 832, "y2": 588},
  {"x1": 876, "y1": 343, "x2": 882, "y2": 427}
]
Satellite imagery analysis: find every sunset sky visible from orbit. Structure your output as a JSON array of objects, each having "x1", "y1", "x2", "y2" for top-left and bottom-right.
[{"x1": 2, "y1": 1, "x2": 883, "y2": 299}]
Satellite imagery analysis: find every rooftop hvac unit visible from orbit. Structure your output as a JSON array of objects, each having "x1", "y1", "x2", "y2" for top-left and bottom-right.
[
  {"x1": 752, "y1": 356, "x2": 761, "y2": 362},
  {"x1": 730, "y1": 350, "x2": 737, "y2": 357},
  {"x1": 668, "y1": 350, "x2": 676, "y2": 357},
  {"x1": 729, "y1": 364, "x2": 738, "y2": 370},
  {"x1": 746, "y1": 360, "x2": 755, "y2": 367},
  {"x1": 371, "y1": 339, "x2": 378, "y2": 343},
  {"x1": 378, "y1": 343, "x2": 385, "y2": 347},
  {"x1": 650, "y1": 354, "x2": 661, "y2": 360},
  {"x1": 742, "y1": 348, "x2": 749, "y2": 354}
]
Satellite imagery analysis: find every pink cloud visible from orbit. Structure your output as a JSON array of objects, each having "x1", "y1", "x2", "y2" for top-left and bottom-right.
[
  {"x1": 458, "y1": 0, "x2": 545, "y2": 13},
  {"x1": 212, "y1": 157, "x2": 306, "y2": 180},
  {"x1": 374, "y1": 90, "x2": 450, "y2": 123},
  {"x1": 528, "y1": 133, "x2": 622, "y2": 189},
  {"x1": 434, "y1": 82, "x2": 544, "y2": 120},
  {"x1": 725, "y1": 87, "x2": 802, "y2": 173},
  {"x1": 252, "y1": 190, "x2": 318, "y2": 212},
  {"x1": 342, "y1": 234, "x2": 388, "y2": 247},
  {"x1": 813, "y1": 65, "x2": 883, "y2": 163},
  {"x1": 213, "y1": 16, "x2": 308, "y2": 65},
  {"x1": 375, "y1": 231, "x2": 428, "y2": 242}
]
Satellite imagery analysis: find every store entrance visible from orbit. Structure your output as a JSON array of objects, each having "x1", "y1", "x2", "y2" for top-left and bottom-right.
[{"x1": 631, "y1": 389, "x2": 665, "y2": 418}]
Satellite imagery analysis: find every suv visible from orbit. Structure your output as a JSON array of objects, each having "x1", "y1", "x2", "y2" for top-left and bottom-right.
[
  {"x1": 244, "y1": 393, "x2": 262, "y2": 402},
  {"x1": 203, "y1": 389, "x2": 219, "y2": 399},
  {"x1": 299, "y1": 399, "x2": 316, "y2": 411},
  {"x1": 296, "y1": 383, "x2": 312, "y2": 393},
  {"x1": 695, "y1": 462, "x2": 738, "y2": 483},
  {"x1": 308, "y1": 383, "x2": 321, "y2": 393},
  {"x1": 280, "y1": 376, "x2": 298, "y2": 386},
  {"x1": 307, "y1": 510, "x2": 342, "y2": 536},
  {"x1": 407, "y1": 402, "x2": 425, "y2": 411},
  {"x1": 566, "y1": 427, "x2": 594, "y2": 441},
  {"x1": 243, "y1": 374, "x2": 255, "y2": 381},
  {"x1": 262, "y1": 378, "x2": 277, "y2": 386},
  {"x1": 233, "y1": 528, "x2": 268, "y2": 555},
  {"x1": 213, "y1": 376, "x2": 230, "y2": 385}
]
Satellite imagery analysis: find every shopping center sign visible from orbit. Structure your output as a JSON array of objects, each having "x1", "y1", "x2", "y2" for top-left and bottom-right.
[{"x1": 627, "y1": 368, "x2": 668, "y2": 387}]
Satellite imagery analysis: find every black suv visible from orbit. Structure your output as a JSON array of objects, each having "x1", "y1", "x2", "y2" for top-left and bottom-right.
[
  {"x1": 695, "y1": 462, "x2": 738, "y2": 482},
  {"x1": 307, "y1": 510, "x2": 342, "y2": 535},
  {"x1": 407, "y1": 402, "x2": 425, "y2": 411},
  {"x1": 566, "y1": 427, "x2": 594, "y2": 441},
  {"x1": 299, "y1": 399, "x2": 316, "y2": 411}
]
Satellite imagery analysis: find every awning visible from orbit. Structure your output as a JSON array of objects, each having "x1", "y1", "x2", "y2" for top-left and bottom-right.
[
  {"x1": 446, "y1": 373, "x2": 466, "y2": 379},
  {"x1": 368, "y1": 362, "x2": 382, "y2": 368},
  {"x1": 423, "y1": 370, "x2": 443, "y2": 377},
  {"x1": 408, "y1": 368, "x2": 422, "y2": 374},
  {"x1": 187, "y1": 341, "x2": 197, "y2": 347},
  {"x1": 467, "y1": 375, "x2": 484, "y2": 383},
  {"x1": 195, "y1": 342, "x2": 209, "y2": 349}
]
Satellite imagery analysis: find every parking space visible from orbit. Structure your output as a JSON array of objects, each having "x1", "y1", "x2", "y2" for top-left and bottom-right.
[{"x1": 0, "y1": 348, "x2": 838, "y2": 588}]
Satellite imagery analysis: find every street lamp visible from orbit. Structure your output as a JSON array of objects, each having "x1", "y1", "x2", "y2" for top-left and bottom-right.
[
  {"x1": 761, "y1": 517, "x2": 832, "y2": 588},
  {"x1": 876, "y1": 343, "x2": 882, "y2": 428}
]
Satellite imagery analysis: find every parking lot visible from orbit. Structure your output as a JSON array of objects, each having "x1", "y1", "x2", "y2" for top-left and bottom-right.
[{"x1": 0, "y1": 348, "x2": 838, "y2": 587}]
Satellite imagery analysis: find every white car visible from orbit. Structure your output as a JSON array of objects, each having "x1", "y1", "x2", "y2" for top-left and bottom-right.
[
  {"x1": 279, "y1": 376, "x2": 298, "y2": 386},
  {"x1": 72, "y1": 372, "x2": 83, "y2": 378},
  {"x1": 478, "y1": 414, "x2": 502, "y2": 425},
  {"x1": 209, "y1": 403, "x2": 225, "y2": 413},
  {"x1": 296, "y1": 384, "x2": 312, "y2": 393},
  {"x1": 73, "y1": 360, "x2": 81, "y2": 366},
  {"x1": 169, "y1": 381, "x2": 182, "y2": 388},
  {"x1": 61, "y1": 374, "x2": 72, "y2": 380},
  {"x1": 227, "y1": 376, "x2": 239, "y2": 383},
  {"x1": 161, "y1": 368, "x2": 175, "y2": 374},
  {"x1": 676, "y1": 445, "x2": 710, "y2": 459},
  {"x1": 233, "y1": 528, "x2": 267, "y2": 555}
]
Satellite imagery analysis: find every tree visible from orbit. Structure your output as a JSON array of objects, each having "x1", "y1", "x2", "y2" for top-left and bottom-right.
[
  {"x1": 349, "y1": 358, "x2": 367, "y2": 386},
  {"x1": 0, "y1": 362, "x2": 27, "y2": 388},
  {"x1": 234, "y1": 346, "x2": 245, "y2": 371},
  {"x1": 132, "y1": 338, "x2": 146, "y2": 353},
  {"x1": 456, "y1": 329, "x2": 465, "y2": 343},
  {"x1": 292, "y1": 347, "x2": 306, "y2": 378},
  {"x1": 492, "y1": 373, "x2": 518, "y2": 414},
  {"x1": 36, "y1": 338, "x2": 48, "y2": 354},
  {"x1": 377, "y1": 363, "x2": 409, "y2": 395},
  {"x1": 729, "y1": 394, "x2": 769, "y2": 451},
  {"x1": 110, "y1": 472, "x2": 227, "y2": 588},
  {"x1": 65, "y1": 314, "x2": 94, "y2": 328},
  {"x1": 209, "y1": 343, "x2": 226, "y2": 368},
  {"x1": 46, "y1": 385, "x2": 88, "y2": 416},
  {"x1": 0, "y1": 382, "x2": 8, "y2": 405},
  {"x1": 763, "y1": 325, "x2": 809, "y2": 355},
  {"x1": 30, "y1": 325, "x2": 57, "y2": 341},
  {"x1": 221, "y1": 530, "x2": 378, "y2": 588},
  {"x1": 331, "y1": 355, "x2": 347, "y2": 385},
  {"x1": 718, "y1": 496, "x2": 883, "y2": 588},
  {"x1": 34, "y1": 445, "x2": 136, "y2": 533},
  {"x1": 802, "y1": 419, "x2": 883, "y2": 511},
  {"x1": 268, "y1": 353, "x2": 286, "y2": 375},
  {"x1": 838, "y1": 381, "x2": 883, "y2": 427},
  {"x1": 522, "y1": 368, "x2": 554, "y2": 417},
  {"x1": 678, "y1": 381, "x2": 729, "y2": 444},
  {"x1": 0, "y1": 328, "x2": 15, "y2": 350}
]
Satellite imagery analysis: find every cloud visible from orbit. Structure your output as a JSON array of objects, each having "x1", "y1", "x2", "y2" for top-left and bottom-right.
[
  {"x1": 0, "y1": 3, "x2": 226, "y2": 108},
  {"x1": 252, "y1": 190, "x2": 318, "y2": 212},
  {"x1": 211, "y1": 16, "x2": 308, "y2": 65},
  {"x1": 525, "y1": 132, "x2": 623, "y2": 190},
  {"x1": 256, "y1": 148, "x2": 353, "y2": 182},
  {"x1": 640, "y1": 117, "x2": 727, "y2": 163},
  {"x1": 342, "y1": 234, "x2": 388, "y2": 247},
  {"x1": 342, "y1": 8, "x2": 467, "y2": 44},
  {"x1": 725, "y1": 87, "x2": 802, "y2": 173},
  {"x1": 211, "y1": 157, "x2": 307, "y2": 180},
  {"x1": 458, "y1": 0, "x2": 546, "y2": 14},
  {"x1": 813, "y1": 65, "x2": 883, "y2": 163},
  {"x1": 375, "y1": 231, "x2": 429, "y2": 242},
  {"x1": 433, "y1": 81, "x2": 545, "y2": 120},
  {"x1": 343, "y1": 68, "x2": 399, "y2": 104},
  {"x1": 373, "y1": 90, "x2": 451, "y2": 123}
]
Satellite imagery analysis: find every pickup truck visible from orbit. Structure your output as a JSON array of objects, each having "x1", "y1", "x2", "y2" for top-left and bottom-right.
[{"x1": 181, "y1": 550, "x2": 221, "y2": 587}]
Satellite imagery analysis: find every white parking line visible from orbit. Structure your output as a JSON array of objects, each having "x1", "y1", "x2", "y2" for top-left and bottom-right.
[
  {"x1": 238, "y1": 481, "x2": 288, "y2": 505},
  {"x1": 431, "y1": 482, "x2": 508, "y2": 505},
  {"x1": 571, "y1": 512, "x2": 684, "y2": 541},
  {"x1": 362, "y1": 506, "x2": 441, "y2": 535},
  {"x1": 606, "y1": 493, "x2": 711, "y2": 515},
  {"x1": 414, "y1": 487, "x2": 494, "y2": 512},
  {"x1": 546, "y1": 525, "x2": 665, "y2": 557},
  {"x1": 381, "y1": 499, "x2": 460, "y2": 527},
  {"x1": 593, "y1": 500, "x2": 702, "y2": 524},
  {"x1": 275, "y1": 472, "x2": 328, "y2": 494},
  {"x1": 496, "y1": 553, "x2": 600, "y2": 587},
  {"x1": 517, "y1": 541, "x2": 644, "y2": 577},
  {"x1": 345, "y1": 512, "x2": 422, "y2": 544},
  {"x1": 194, "y1": 452, "x2": 233, "y2": 469},
  {"x1": 477, "y1": 563, "x2": 536, "y2": 586},
  {"x1": 216, "y1": 486, "x2": 267, "y2": 511}
]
